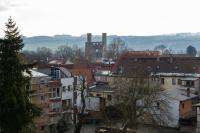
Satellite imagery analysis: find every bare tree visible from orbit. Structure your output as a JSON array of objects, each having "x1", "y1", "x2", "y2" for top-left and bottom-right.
[
  {"x1": 55, "y1": 45, "x2": 74, "y2": 60},
  {"x1": 107, "y1": 38, "x2": 128, "y2": 59},
  {"x1": 22, "y1": 50, "x2": 39, "y2": 63},
  {"x1": 111, "y1": 75, "x2": 170, "y2": 131},
  {"x1": 73, "y1": 75, "x2": 86, "y2": 133},
  {"x1": 154, "y1": 45, "x2": 166, "y2": 54},
  {"x1": 72, "y1": 45, "x2": 85, "y2": 60},
  {"x1": 35, "y1": 47, "x2": 53, "y2": 63}
]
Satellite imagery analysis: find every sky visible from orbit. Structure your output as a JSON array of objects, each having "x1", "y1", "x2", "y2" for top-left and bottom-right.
[{"x1": 1, "y1": 0, "x2": 200, "y2": 37}]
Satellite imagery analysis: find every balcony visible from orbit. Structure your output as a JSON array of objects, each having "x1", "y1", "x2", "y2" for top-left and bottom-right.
[{"x1": 49, "y1": 97, "x2": 61, "y2": 102}]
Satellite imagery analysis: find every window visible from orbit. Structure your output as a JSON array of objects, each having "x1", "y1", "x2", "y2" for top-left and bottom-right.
[
  {"x1": 40, "y1": 126, "x2": 44, "y2": 131},
  {"x1": 161, "y1": 78, "x2": 165, "y2": 84},
  {"x1": 178, "y1": 79, "x2": 182, "y2": 85},
  {"x1": 89, "y1": 93, "x2": 93, "y2": 96},
  {"x1": 172, "y1": 78, "x2": 176, "y2": 85},
  {"x1": 107, "y1": 95, "x2": 112, "y2": 101},
  {"x1": 62, "y1": 99, "x2": 72, "y2": 110},
  {"x1": 182, "y1": 103, "x2": 185, "y2": 109},
  {"x1": 53, "y1": 88, "x2": 56, "y2": 97},
  {"x1": 57, "y1": 88, "x2": 60, "y2": 97},
  {"x1": 66, "y1": 99, "x2": 72, "y2": 107},
  {"x1": 41, "y1": 96, "x2": 45, "y2": 103},
  {"x1": 68, "y1": 85, "x2": 71, "y2": 91},
  {"x1": 40, "y1": 80, "x2": 45, "y2": 85},
  {"x1": 50, "y1": 88, "x2": 60, "y2": 98},
  {"x1": 55, "y1": 70, "x2": 60, "y2": 79},
  {"x1": 156, "y1": 102, "x2": 160, "y2": 109},
  {"x1": 96, "y1": 94, "x2": 101, "y2": 97},
  {"x1": 184, "y1": 81, "x2": 195, "y2": 87},
  {"x1": 63, "y1": 86, "x2": 66, "y2": 92}
]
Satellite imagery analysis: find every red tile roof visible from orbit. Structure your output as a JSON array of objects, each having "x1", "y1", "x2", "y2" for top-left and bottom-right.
[
  {"x1": 113, "y1": 51, "x2": 200, "y2": 75},
  {"x1": 69, "y1": 68, "x2": 95, "y2": 86}
]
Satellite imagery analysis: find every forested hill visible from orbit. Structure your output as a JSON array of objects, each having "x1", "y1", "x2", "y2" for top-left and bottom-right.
[{"x1": 23, "y1": 33, "x2": 200, "y2": 51}]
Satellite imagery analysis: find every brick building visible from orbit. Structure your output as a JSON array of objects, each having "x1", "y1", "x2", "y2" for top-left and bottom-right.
[{"x1": 31, "y1": 70, "x2": 62, "y2": 133}]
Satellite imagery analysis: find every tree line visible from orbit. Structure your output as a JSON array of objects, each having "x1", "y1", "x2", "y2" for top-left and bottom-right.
[
  {"x1": 154, "y1": 44, "x2": 198, "y2": 56},
  {"x1": 22, "y1": 37, "x2": 129, "y2": 63}
]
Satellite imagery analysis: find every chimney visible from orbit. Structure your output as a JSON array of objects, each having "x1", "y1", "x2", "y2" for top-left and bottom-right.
[
  {"x1": 102, "y1": 33, "x2": 107, "y2": 58},
  {"x1": 102, "y1": 33, "x2": 107, "y2": 45},
  {"x1": 157, "y1": 57, "x2": 160, "y2": 61},
  {"x1": 187, "y1": 88, "x2": 190, "y2": 97},
  {"x1": 87, "y1": 33, "x2": 92, "y2": 43},
  {"x1": 169, "y1": 56, "x2": 173, "y2": 63}
]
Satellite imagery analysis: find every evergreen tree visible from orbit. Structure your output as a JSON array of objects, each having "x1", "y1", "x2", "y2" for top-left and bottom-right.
[
  {"x1": 0, "y1": 17, "x2": 41, "y2": 133},
  {"x1": 186, "y1": 45, "x2": 197, "y2": 56}
]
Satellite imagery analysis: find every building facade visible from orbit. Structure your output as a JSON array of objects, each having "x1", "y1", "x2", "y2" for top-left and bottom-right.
[
  {"x1": 85, "y1": 33, "x2": 107, "y2": 62},
  {"x1": 31, "y1": 70, "x2": 62, "y2": 133}
]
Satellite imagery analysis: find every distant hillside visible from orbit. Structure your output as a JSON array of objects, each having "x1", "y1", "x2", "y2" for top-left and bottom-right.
[{"x1": 23, "y1": 33, "x2": 200, "y2": 52}]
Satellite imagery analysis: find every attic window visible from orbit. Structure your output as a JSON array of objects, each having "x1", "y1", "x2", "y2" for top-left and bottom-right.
[{"x1": 175, "y1": 66, "x2": 178, "y2": 70}]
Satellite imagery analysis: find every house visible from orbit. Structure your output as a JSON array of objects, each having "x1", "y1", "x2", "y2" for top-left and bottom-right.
[
  {"x1": 112, "y1": 51, "x2": 200, "y2": 75},
  {"x1": 194, "y1": 103, "x2": 200, "y2": 132},
  {"x1": 30, "y1": 70, "x2": 62, "y2": 133},
  {"x1": 161, "y1": 87, "x2": 198, "y2": 128},
  {"x1": 155, "y1": 72, "x2": 200, "y2": 92},
  {"x1": 88, "y1": 82, "x2": 115, "y2": 107},
  {"x1": 109, "y1": 51, "x2": 200, "y2": 128},
  {"x1": 85, "y1": 96, "x2": 106, "y2": 123}
]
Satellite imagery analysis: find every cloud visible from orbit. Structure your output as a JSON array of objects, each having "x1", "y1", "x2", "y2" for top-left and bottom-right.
[
  {"x1": 0, "y1": 5, "x2": 7, "y2": 11},
  {"x1": 0, "y1": 0, "x2": 23, "y2": 12}
]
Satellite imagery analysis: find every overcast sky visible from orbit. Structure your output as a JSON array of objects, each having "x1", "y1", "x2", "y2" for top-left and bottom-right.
[{"x1": 1, "y1": 0, "x2": 200, "y2": 37}]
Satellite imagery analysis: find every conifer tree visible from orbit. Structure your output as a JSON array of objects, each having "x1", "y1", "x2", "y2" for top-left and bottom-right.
[{"x1": 0, "y1": 17, "x2": 40, "y2": 133}]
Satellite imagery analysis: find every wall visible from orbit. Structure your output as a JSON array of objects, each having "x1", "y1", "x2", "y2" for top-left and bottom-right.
[
  {"x1": 88, "y1": 91, "x2": 115, "y2": 106},
  {"x1": 61, "y1": 77, "x2": 74, "y2": 100},
  {"x1": 179, "y1": 100, "x2": 193, "y2": 117},
  {"x1": 160, "y1": 77, "x2": 181, "y2": 89}
]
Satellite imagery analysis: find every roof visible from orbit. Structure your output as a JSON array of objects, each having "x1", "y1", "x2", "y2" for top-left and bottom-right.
[
  {"x1": 30, "y1": 70, "x2": 48, "y2": 78},
  {"x1": 194, "y1": 103, "x2": 200, "y2": 107},
  {"x1": 181, "y1": 78, "x2": 199, "y2": 81},
  {"x1": 88, "y1": 81, "x2": 113, "y2": 93},
  {"x1": 155, "y1": 72, "x2": 200, "y2": 78},
  {"x1": 126, "y1": 51, "x2": 160, "y2": 57},
  {"x1": 69, "y1": 68, "x2": 95, "y2": 86},
  {"x1": 162, "y1": 88, "x2": 198, "y2": 102},
  {"x1": 112, "y1": 51, "x2": 200, "y2": 75}
]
